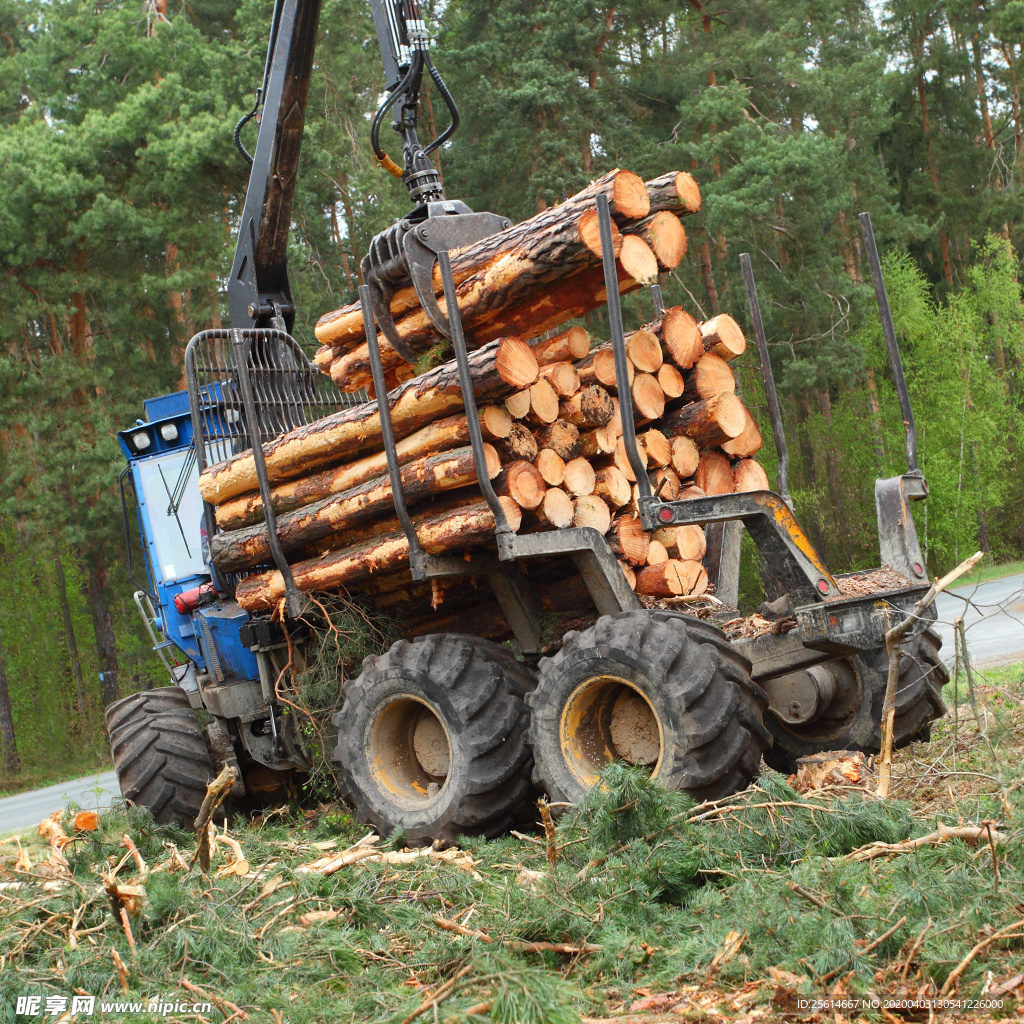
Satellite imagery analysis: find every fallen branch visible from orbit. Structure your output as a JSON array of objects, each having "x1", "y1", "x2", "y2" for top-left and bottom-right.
[
  {"x1": 432, "y1": 915, "x2": 601, "y2": 954},
  {"x1": 843, "y1": 824, "x2": 1007, "y2": 862},
  {"x1": 192, "y1": 765, "x2": 237, "y2": 871},
  {"x1": 939, "y1": 917, "x2": 1024, "y2": 997},
  {"x1": 820, "y1": 917, "x2": 907, "y2": 983},
  {"x1": 181, "y1": 977, "x2": 249, "y2": 1021},
  {"x1": 398, "y1": 965, "x2": 473, "y2": 1024},
  {"x1": 878, "y1": 550, "x2": 983, "y2": 797}
]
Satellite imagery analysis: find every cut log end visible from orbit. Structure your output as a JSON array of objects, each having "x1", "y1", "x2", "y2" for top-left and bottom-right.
[
  {"x1": 530, "y1": 325, "x2": 590, "y2": 364},
  {"x1": 669, "y1": 435, "x2": 700, "y2": 478},
  {"x1": 618, "y1": 235, "x2": 659, "y2": 286},
  {"x1": 701, "y1": 314, "x2": 746, "y2": 361},
  {"x1": 661, "y1": 307, "x2": 704, "y2": 371},
  {"x1": 657, "y1": 361, "x2": 684, "y2": 399},
  {"x1": 695, "y1": 451, "x2": 735, "y2": 497},
  {"x1": 734, "y1": 458, "x2": 771, "y2": 493},
  {"x1": 535, "y1": 418, "x2": 582, "y2": 461},
  {"x1": 495, "y1": 460, "x2": 547, "y2": 510},
  {"x1": 528, "y1": 379, "x2": 561, "y2": 425},
  {"x1": 534, "y1": 487, "x2": 574, "y2": 528},
  {"x1": 535, "y1": 448, "x2": 567, "y2": 487},
  {"x1": 563, "y1": 456, "x2": 597, "y2": 497},
  {"x1": 572, "y1": 494, "x2": 612, "y2": 534},
  {"x1": 631, "y1": 372, "x2": 666, "y2": 421},
  {"x1": 626, "y1": 329, "x2": 663, "y2": 373},
  {"x1": 496, "y1": 336, "x2": 541, "y2": 389},
  {"x1": 609, "y1": 514, "x2": 650, "y2": 565}
]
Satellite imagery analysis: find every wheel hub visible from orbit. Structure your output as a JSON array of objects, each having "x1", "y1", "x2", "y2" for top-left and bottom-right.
[
  {"x1": 560, "y1": 675, "x2": 663, "y2": 788},
  {"x1": 368, "y1": 696, "x2": 451, "y2": 806}
]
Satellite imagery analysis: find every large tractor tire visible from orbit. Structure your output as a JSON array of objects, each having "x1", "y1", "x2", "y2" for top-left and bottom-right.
[
  {"x1": 527, "y1": 610, "x2": 771, "y2": 804},
  {"x1": 763, "y1": 627, "x2": 948, "y2": 773},
  {"x1": 333, "y1": 634, "x2": 537, "y2": 843},
  {"x1": 105, "y1": 686, "x2": 214, "y2": 828}
]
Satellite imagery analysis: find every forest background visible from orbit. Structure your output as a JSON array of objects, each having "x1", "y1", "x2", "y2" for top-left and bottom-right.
[{"x1": 0, "y1": 0, "x2": 1022, "y2": 783}]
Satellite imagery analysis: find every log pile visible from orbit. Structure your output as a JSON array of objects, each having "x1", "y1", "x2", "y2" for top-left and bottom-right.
[
  {"x1": 197, "y1": 170, "x2": 771, "y2": 639},
  {"x1": 311, "y1": 170, "x2": 701, "y2": 394}
]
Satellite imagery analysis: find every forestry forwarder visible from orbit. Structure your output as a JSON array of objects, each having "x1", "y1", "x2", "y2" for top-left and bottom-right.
[{"x1": 106, "y1": 0, "x2": 947, "y2": 838}]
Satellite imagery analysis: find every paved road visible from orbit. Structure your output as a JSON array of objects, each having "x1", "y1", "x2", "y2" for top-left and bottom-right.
[
  {"x1": 932, "y1": 572, "x2": 1024, "y2": 669},
  {"x1": 0, "y1": 770, "x2": 120, "y2": 834}
]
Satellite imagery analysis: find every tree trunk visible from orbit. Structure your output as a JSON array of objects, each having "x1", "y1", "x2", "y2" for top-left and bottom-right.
[
  {"x1": 917, "y1": 70, "x2": 954, "y2": 285},
  {"x1": 53, "y1": 540, "x2": 86, "y2": 724},
  {"x1": 211, "y1": 445, "x2": 500, "y2": 573},
  {"x1": 328, "y1": 248, "x2": 653, "y2": 392},
  {"x1": 663, "y1": 392, "x2": 747, "y2": 446},
  {"x1": 314, "y1": 169, "x2": 650, "y2": 352},
  {"x1": 215, "y1": 408, "x2": 511, "y2": 530},
  {"x1": 87, "y1": 556, "x2": 119, "y2": 706},
  {"x1": 0, "y1": 627, "x2": 20, "y2": 774}
]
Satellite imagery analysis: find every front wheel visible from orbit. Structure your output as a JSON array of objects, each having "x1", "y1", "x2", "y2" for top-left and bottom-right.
[
  {"x1": 332, "y1": 634, "x2": 537, "y2": 843},
  {"x1": 105, "y1": 686, "x2": 214, "y2": 828},
  {"x1": 526, "y1": 610, "x2": 771, "y2": 804}
]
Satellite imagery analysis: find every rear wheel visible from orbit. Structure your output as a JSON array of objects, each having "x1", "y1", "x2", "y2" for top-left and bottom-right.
[
  {"x1": 527, "y1": 610, "x2": 771, "y2": 804},
  {"x1": 763, "y1": 627, "x2": 948, "y2": 773},
  {"x1": 105, "y1": 686, "x2": 214, "y2": 828},
  {"x1": 332, "y1": 634, "x2": 537, "y2": 843}
]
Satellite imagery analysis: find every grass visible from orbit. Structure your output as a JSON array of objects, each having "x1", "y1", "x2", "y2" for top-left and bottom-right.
[
  {"x1": 0, "y1": 753, "x2": 112, "y2": 800},
  {"x1": 955, "y1": 557, "x2": 1024, "y2": 588},
  {"x1": 1, "y1": 669, "x2": 1023, "y2": 1023}
]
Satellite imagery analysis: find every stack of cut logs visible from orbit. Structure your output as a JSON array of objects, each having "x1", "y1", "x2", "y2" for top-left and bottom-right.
[{"x1": 197, "y1": 169, "x2": 770, "y2": 638}]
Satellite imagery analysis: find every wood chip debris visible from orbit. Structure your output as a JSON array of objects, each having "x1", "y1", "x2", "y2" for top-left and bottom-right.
[{"x1": 833, "y1": 565, "x2": 912, "y2": 598}]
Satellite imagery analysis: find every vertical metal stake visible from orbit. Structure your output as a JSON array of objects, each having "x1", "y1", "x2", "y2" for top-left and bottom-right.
[
  {"x1": 739, "y1": 253, "x2": 791, "y2": 506},
  {"x1": 596, "y1": 195, "x2": 652, "y2": 515},
  {"x1": 859, "y1": 212, "x2": 920, "y2": 475},
  {"x1": 357, "y1": 284, "x2": 427, "y2": 578},
  {"x1": 650, "y1": 278, "x2": 666, "y2": 316},
  {"x1": 435, "y1": 250, "x2": 512, "y2": 541},
  {"x1": 230, "y1": 330, "x2": 302, "y2": 617}
]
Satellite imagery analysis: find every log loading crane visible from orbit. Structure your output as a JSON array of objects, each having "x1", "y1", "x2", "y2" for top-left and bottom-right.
[{"x1": 107, "y1": 0, "x2": 947, "y2": 837}]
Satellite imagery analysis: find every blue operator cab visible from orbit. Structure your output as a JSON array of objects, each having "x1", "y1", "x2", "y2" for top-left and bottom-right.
[{"x1": 117, "y1": 390, "x2": 259, "y2": 701}]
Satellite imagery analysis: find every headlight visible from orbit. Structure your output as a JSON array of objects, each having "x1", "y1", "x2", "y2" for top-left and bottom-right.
[
  {"x1": 223, "y1": 408, "x2": 242, "y2": 424},
  {"x1": 159, "y1": 422, "x2": 179, "y2": 442},
  {"x1": 132, "y1": 431, "x2": 152, "y2": 451}
]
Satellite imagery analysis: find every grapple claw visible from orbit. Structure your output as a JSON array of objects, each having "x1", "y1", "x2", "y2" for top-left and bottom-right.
[{"x1": 360, "y1": 203, "x2": 510, "y2": 366}]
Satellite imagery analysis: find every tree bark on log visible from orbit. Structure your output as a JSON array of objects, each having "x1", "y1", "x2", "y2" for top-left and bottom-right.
[
  {"x1": 215, "y1": 409, "x2": 511, "y2": 530},
  {"x1": 313, "y1": 169, "x2": 649, "y2": 352},
  {"x1": 535, "y1": 419, "x2": 581, "y2": 460},
  {"x1": 663, "y1": 392, "x2": 747, "y2": 447},
  {"x1": 329, "y1": 257, "x2": 649, "y2": 392},
  {"x1": 211, "y1": 445, "x2": 500, "y2": 573},
  {"x1": 682, "y1": 353, "x2": 736, "y2": 403},
  {"x1": 645, "y1": 171, "x2": 702, "y2": 216},
  {"x1": 198, "y1": 336, "x2": 536, "y2": 506},
  {"x1": 234, "y1": 499, "x2": 522, "y2": 612}
]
